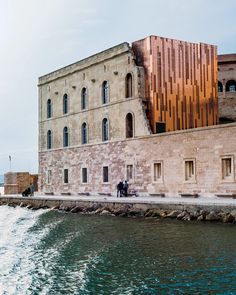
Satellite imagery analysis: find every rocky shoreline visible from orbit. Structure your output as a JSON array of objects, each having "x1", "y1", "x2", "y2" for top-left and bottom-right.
[{"x1": 2, "y1": 200, "x2": 236, "y2": 224}]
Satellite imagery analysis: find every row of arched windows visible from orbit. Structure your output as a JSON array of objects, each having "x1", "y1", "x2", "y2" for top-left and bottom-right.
[
  {"x1": 46, "y1": 74, "x2": 133, "y2": 119},
  {"x1": 218, "y1": 80, "x2": 236, "y2": 92},
  {"x1": 46, "y1": 113, "x2": 134, "y2": 150}
]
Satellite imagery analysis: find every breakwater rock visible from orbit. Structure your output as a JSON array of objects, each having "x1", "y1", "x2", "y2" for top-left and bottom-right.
[{"x1": 1, "y1": 197, "x2": 236, "y2": 224}]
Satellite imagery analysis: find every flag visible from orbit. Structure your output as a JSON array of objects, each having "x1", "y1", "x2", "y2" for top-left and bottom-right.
[{"x1": 9, "y1": 155, "x2": 11, "y2": 161}]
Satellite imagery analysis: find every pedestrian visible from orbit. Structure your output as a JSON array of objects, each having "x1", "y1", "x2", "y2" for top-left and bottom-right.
[
  {"x1": 123, "y1": 180, "x2": 129, "y2": 197},
  {"x1": 29, "y1": 183, "x2": 35, "y2": 196},
  {"x1": 117, "y1": 181, "x2": 123, "y2": 197}
]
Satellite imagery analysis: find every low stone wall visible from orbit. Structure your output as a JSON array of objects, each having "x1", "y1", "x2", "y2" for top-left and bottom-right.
[{"x1": 1, "y1": 196, "x2": 236, "y2": 224}]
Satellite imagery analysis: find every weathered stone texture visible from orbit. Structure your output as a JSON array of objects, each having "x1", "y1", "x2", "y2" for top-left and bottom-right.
[
  {"x1": 39, "y1": 123, "x2": 236, "y2": 197},
  {"x1": 4, "y1": 172, "x2": 38, "y2": 195},
  {"x1": 218, "y1": 54, "x2": 236, "y2": 122}
]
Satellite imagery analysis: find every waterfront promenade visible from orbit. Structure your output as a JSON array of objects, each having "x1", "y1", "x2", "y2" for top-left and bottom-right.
[{"x1": 1, "y1": 193, "x2": 236, "y2": 209}]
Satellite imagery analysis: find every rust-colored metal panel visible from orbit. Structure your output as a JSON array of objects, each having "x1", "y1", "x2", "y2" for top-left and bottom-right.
[{"x1": 132, "y1": 36, "x2": 218, "y2": 132}]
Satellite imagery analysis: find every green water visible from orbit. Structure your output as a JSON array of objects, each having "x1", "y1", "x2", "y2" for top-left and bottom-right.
[{"x1": 0, "y1": 206, "x2": 236, "y2": 294}]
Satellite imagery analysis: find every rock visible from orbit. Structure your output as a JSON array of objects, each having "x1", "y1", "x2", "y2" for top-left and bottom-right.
[
  {"x1": 119, "y1": 212, "x2": 127, "y2": 217},
  {"x1": 159, "y1": 211, "x2": 167, "y2": 218},
  {"x1": 145, "y1": 210, "x2": 153, "y2": 217},
  {"x1": 223, "y1": 213, "x2": 234, "y2": 223},
  {"x1": 182, "y1": 213, "x2": 191, "y2": 221},
  {"x1": 190, "y1": 211, "x2": 200, "y2": 220},
  {"x1": 19, "y1": 202, "x2": 25, "y2": 207},
  {"x1": 166, "y1": 210, "x2": 181, "y2": 218},
  {"x1": 199, "y1": 210, "x2": 208, "y2": 217},
  {"x1": 230, "y1": 210, "x2": 236, "y2": 220},
  {"x1": 205, "y1": 211, "x2": 220, "y2": 221},
  {"x1": 128, "y1": 210, "x2": 142, "y2": 217},
  {"x1": 94, "y1": 208, "x2": 104, "y2": 214},
  {"x1": 70, "y1": 206, "x2": 83, "y2": 213},
  {"x1": 26, "y1": 204, "x2": 33, "y2": 209},
  {"x1": 51, "y1": 205, "x2": 60, "y2": 210},
  {"x1": 177, "y1": 211, "x2": 187, "y2": 220},
  {"x1": 151, "y1": 209, "x2": 162, "y2": 217},
  {"x1": 100, "y1": 210, "x2": 111, "y2": 216},
  {"x1": 197, "y1": 215, "x2": 204, "y2": 221},
  {"x1": 8, "y1": 203, "x2": 16, "y2": 208}
]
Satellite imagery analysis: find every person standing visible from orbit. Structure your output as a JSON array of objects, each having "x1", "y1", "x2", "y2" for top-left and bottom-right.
[
  {"x1": 123, "y1": 180, "x2": 129, "y2": 197},
  {"x1": 29, "y1": 183, "x2": 35, "y2": 196},
  {"x1": 117, "y1": 181, "x2": 123, "y2": 197}
]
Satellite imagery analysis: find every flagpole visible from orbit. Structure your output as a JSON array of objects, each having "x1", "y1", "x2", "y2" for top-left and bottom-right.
[{"x1": 9, "y1": 155, "x2": 11, "y2": 172}]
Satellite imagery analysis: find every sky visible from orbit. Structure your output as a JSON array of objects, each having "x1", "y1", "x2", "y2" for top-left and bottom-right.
[{"x1": 0, "y1": 0, "x2": 235, "y2": 175}]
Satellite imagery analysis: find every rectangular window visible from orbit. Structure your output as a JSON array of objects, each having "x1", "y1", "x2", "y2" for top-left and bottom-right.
[
  {"x1": 47, "y1": 170, "x2": 52, "y2": 185},
  {"x1": 222, "y1": 157, "x2": 233, "y2": 180},
  {"x1": 103, "y1": 166, "x2": 109, "y2": 183},
  {"x1": 64, "y1": 169, "x2": 68, "y2": 184},
  {"x1": 154, "y1": 162, "x2": 162, "y2": 181},
  {"x1": 185, "y1": 160, "x2": 195, "y2": 181},
  {"x1": 126, "y1": 165, "x2": 133, "y2": 181},
  {"x1": 82, "y1": 168, "x2": 87, "y2": 183}
]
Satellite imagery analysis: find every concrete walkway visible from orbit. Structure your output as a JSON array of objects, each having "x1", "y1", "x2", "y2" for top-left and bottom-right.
[{"x1": 1, "y1": 194, "x2": 236, "y2": 208}]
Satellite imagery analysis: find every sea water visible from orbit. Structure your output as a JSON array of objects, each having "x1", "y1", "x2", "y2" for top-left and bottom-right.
[{"x1": 0, "y1": 205, "x2": 236, "y2": 294}]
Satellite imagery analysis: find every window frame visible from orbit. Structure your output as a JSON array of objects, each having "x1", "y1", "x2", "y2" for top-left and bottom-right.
[
  {"x1": 81, "y1": 87, "x2": 87, "y2": 110},
  {"x1": 102, "y1": 166, "x2": 109, "y2": 183},
  {"x1": 101, "y1": 81, "x2": 109, "y2": 104},
  {"x1": 153, "y1": 161, "x2": 163, "y2": 183},
  {"x1": 63, "y1": 126, "x2": 69, "y2": 147},
  {"x1": 221, "y1": 155, "x2": 234, "y2": 182},
  {"x1": 184, "y1": 158, "x2": 196, "y2": 183},
  {"x1": 47, "y1": 99, "x2": 52, "y2": 118},
  {"x1": 81, "y1": 122, "x2": 88, "y2": 144},
  {"x1": 102, "y1": 118, "x2": 109, "y2": 142},
  {"x1": 63, "y1": 168, "x2": 69, "y2": 184},
  {"x1": 81, "y1": 167, "x2": 88, "y2": 184},
  {"x1": 47, "y1": 130, "x2": 52, "y2": 150},
  {"x1": 63, "y1": 93, "x2": 69, "y2": 114}
]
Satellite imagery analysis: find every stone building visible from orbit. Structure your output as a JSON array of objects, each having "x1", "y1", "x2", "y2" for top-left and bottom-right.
[
  {"x1": 218, "y1": 54, "x2": 236, "y2": 123},
  {"x1": 4, "y1": 172, "x2": 38, "y2": 195},
  {"x1": 38, "y1": 35, "x2": 236, "y2": 197}
]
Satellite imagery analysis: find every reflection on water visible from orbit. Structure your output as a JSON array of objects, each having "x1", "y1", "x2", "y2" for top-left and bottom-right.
[{"x1": 0, "y1": 206, "x2": 236, "y2": 294}]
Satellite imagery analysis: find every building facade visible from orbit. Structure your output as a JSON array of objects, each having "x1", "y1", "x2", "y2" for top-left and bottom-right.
[
  {"x1": 38, "y1": 36, "x2": 236, "y2": 197},
  {"x1": 218, "y1": 54, "x2": 236, "y2": 123}
]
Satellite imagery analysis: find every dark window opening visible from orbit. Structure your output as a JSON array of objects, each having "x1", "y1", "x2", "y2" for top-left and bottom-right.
[
  {"x1": 218, "y1": 81, "x2": 223, "y2": 92},
  {"x1": 63, "y1": 127, "x2": 69, "y2": 147},
  {"x1": 47, "y1": 130, "x2": 52, "y2": 150},
  {"x1": 82, "y1": 168, "x2": 87, "y2": 183},
  {"x1": 125, "y1": 73, "x2": 132, "y2": 98},
  {"x1": 81, "y1": 87, "x2": 87, "y2": 110},
  {"x1": 103, "y1": 166, "x2": 109, "y2": 182},
  {"x1": 102, "y1": 118, "x2": 109, "y2": 141},
  {"x1": 126, "y1": 113, "x2": 134, "y2": 138},
  {"x1": 102, "y1": 81, "x2": 109, "y2": 104},
  {"x1": 82, "y1": 122, "x2": 88, "y2": 144},
  {"x1": 63, "y1": 93, "x2": 68, "y2": 114},
  {"x1": 47, "y1": 99, "x2": 52, "y2": 118},
  {"x1": 226, "y1": 80, "x2": 236, "y2": 92},
  {"x1": 64, "y1": 169, "x2": 68, "y2": 184},
  {"x1": 156, "y1": 122, "x2": 166, "y2": 133}
]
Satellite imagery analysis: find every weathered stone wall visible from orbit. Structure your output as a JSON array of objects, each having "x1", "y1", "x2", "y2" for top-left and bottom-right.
[
  {"x1": 218, "y1": 54, "x2": 236, "y2": 122},
  {"x1": 39, "y1": 123, "x2": 236, "y2": 198},
  {"x1": 38, "y1": 42, "x2": 150, "y2": 152},
  {"x1": 4, "y1": 172, "x2": 38, "y2": 195}
]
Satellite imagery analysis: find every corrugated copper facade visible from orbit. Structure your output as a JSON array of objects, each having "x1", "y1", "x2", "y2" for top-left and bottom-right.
[{"x1": 132, "y1": 36, "x2": 218, "y2": 132}]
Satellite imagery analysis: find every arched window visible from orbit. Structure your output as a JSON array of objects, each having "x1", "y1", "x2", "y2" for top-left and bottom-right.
[
  {"x1": 218, "y1": 81, "x2": 223, "y2": 92},
  {"x1": 63, "y1": 127, "x2": 69, "y2": 147},
  {"x1": 102, "y1": 118, "x2": 109, "y2": 141},
  {"x1": 63, "y1": 93, "x2": 68, "y2": 114},
  {"x1": 102, "y1": 81, "x2": 109, "y2": 104},
  {"x1": 47, "y1": 99, "x2": 52, "y2": 118},
  {"x1": 226, "y1": 80, "x2": 236, "y2": 92},
  {"x1": 47, "y1": 130, "x2": 52, "y2": 149},
  {"x1": 125, "y1": 73, "x2": 133, "y2": 98},
  {"x1": 81, "y1": 87, "x2": 87, "y2": 110},
  {"x1": 126, "y1": 113, "x2": 134, "y2": 138},
  {"x1": 81, "y1": 122, "x2": 88, "y2": 144}
]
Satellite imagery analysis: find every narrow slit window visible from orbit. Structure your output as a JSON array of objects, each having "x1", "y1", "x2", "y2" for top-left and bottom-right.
[
  {"x1": 185, "y1": 160, "x2": 195, "y2": 181},
  {"x1": 222, "y1": 157, "x2": 232, "y2": 180},
  {"x1": 82, "y1": 168, "x2": 88, "y2": 183},
  {"x1": 126, "y1": 165, "x2": 133, "y2": 181},
  {"x1": 154, "y1": 162, "x2": 162, "y2": 181},
  {"x1": 103, "y1": 166, "x2": 109, "y2": 183},
  {"x1": 64, "y1": 169, "x2": 68, "y2": 184}
]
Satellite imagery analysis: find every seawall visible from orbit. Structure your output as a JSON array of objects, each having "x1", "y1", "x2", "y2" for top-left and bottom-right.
[{"x1": 1, "y1": 195, "x2": 236, "y2": 223}]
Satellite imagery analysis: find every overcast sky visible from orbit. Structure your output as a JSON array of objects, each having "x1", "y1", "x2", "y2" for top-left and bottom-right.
[{"x1": 0, "y1": 0, "x2": 235, "y2": 175}]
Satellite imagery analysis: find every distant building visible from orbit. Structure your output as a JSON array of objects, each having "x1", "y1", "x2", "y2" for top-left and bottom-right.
[
  {"x1": 38, "y1": 35, "x2": 236, "y2": 197},
  {"x1": 218, "y1": 54, "x2": 236, "y2": 123}
]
